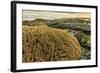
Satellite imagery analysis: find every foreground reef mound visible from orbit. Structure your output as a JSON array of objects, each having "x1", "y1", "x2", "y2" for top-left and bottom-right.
[{"x1": 22, "y1": 25, "x2": 81, "y2": 62}]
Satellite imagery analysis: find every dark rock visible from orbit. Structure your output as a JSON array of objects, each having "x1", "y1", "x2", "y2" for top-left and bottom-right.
[
  {"x1": 65, "y1": 29, "x2": 91, "y2": 50},
  {"x1": 51, "y1": 23, "x2": 90, "y2": 32},
  {"x1": 81, "y1": 47, "x2": 91, "y2": 59}
]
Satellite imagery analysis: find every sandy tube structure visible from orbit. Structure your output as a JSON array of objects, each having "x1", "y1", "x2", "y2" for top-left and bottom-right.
[{"x1": 22, "y1": 22, "x2": 81, "y2": 62}]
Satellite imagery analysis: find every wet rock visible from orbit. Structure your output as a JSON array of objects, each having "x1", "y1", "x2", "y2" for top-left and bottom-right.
[
  {"x1": 65, "y1": 29, "x2": 91, "y2": 50},
  {"x1": 81, "y1": 47, "x2": 91, "y2": 59}
]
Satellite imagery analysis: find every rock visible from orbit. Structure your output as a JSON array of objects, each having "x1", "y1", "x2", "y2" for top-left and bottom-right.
[
  {"x1": 22, "y1": 18, "x2": 91, "y2": 60},
  {"x1": 65, "y1": 29, "x2": 91, "y2": 50},
  {"x1": 47, "y1": 18, "x2": 90, "y2": 32},
  {"x1": 51, "y1": 23, "x2": 90, "y2": 32},
  {"x1": 81, "y1": 47, "x2": 91, "y2": 59},
  {"x1": 23, "y1": 18, "x2": 91, "y2": 33},
  {"x1": 23, "y1": 19, "x2": 48, "y2": 26}
]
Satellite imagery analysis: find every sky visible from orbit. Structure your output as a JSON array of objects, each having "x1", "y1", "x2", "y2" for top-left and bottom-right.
[{"x1": 22, "y1": 10, "x2": 91, "y2": 21}]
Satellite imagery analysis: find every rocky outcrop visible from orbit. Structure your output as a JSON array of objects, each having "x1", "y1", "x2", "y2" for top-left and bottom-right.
[
  {"x1": 23, "y1": 18, "x2": 91, "y2": 60},
  {"x1": 48, "y1": 22, "x2": 90, "y2": 32}
]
